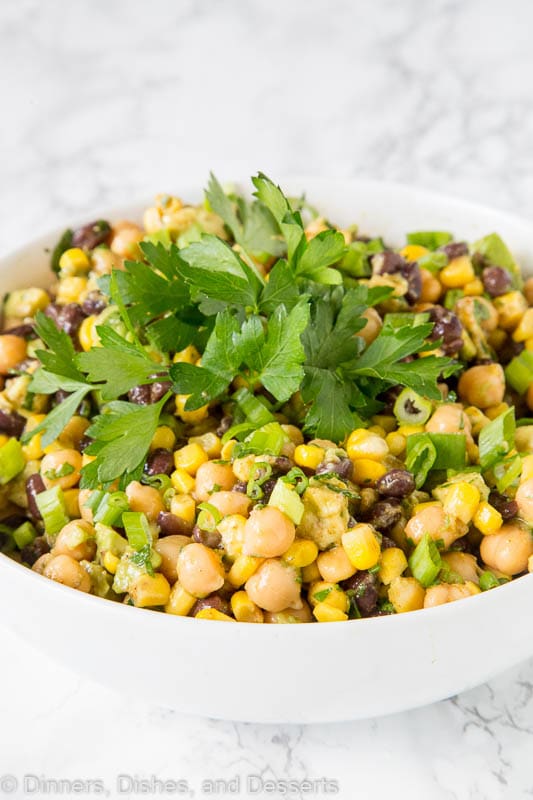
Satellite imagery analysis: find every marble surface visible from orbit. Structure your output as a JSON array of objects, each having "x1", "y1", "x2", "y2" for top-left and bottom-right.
[{"x1": 2, "y1": 0, "x2": 533, "y2": 797}]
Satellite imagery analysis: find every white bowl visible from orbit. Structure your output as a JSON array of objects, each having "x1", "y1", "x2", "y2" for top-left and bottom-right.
[{"x1": 0, "y1": 179, "x2": 532, "y2": 724}]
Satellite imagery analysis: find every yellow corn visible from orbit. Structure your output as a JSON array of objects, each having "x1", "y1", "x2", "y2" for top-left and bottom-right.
[
  {"x1": 43, "y1": 439, "x2": 63, "y2": 454},
  {"x1": 371, "y1": 414, "x2": 397, "y2": 433},
  {"x1": 129, "y1": 573, "x2": 171, "y2": 607},
  {"x1": 58, "y1": 415, "x2": 89, "y2": 449},
  {"x1": 512, "y1": 308, "x2": 533, "y2": 342},
  {"x1": 231, "y1": 590, "x2": 264, "y2": 623},
  {"x1": 351, "y1": 458, "x2": 387, "y2": 485},
  {"x1": 388, "y1": 576, "x2": 425, "y2": 613},
  {"x1": 379, "y1": 547, "x2": 408, "y2": 585},
  {"x1": 227, "y1": 555, "x2": 263, "y2": 587},
  {"x1": 386, "y1": 431, "x2": 406, "y2": 457},
  {"x1": 473, "y1": 502, "x2": 503, "y2": 535},
  {"x1": 521, "y1": 455, "x2": 533, "y2": 484},
  {"x1": 525, "y1": 338, "x2": 533, "y2": 351},
  {"x1": 367, "y1": 425, "x2": 387, "y2": 438},
  {"x1": 308, "y1": 581, "x2": 349, "y2": 611},
  {"x1": 0, "y1": 434, "x2": 9, "y2": 449},
  {"x1": 165, "y1": 582, "x2": 197, "y2": 616},
  {"x1": 342, "y1": 524, "x2": 381, "y2": 570},
  {"x1": 301, "y1": 560, "x2": 321, "y2": 583},
  {"x1": 189, "y1": 432, "x2": 222, "y2": 458},
  {"x1": 397, "y1": 424, "x2": 426, "y2": 437},
  {"x1": 313, "y1": 603, "x2": 348, "y2": 622},
  {"x1": 400, "y1": 244, "x2": 429, "y2": 261},
  {"x1": 195, "y1": 608, "x2": 235, "y2": 621},
  {"x1": 493, "y1": 291, "x2": 528, "y2": 331},
  {"x1": 220, "y1": 439, "x2": 237, "y2": 460},
  {"x1": 150, "y1": 425, "x2": 176, "y2": 452},
  {"x1": 465, "y1": 580, "x2": 481, "y2": 596},
  {"x1": 21, "y1": 413, "x2": 46, "y2": 460},
  {"x1": 169, "y1": 493, "x2": 196, "y2": 525},
  {"x1": 294, "y1": 444, "x2": 324, "y2": 470},
  {"x1": 487, "y1": 328, "x2": 507, "y2": 350},
  {"x1": 485, "y1": 402, "x2": 509, "y2": 421},
  {"x1": 173, "y1": 344, "x2": 200, "y2": 364},
  {"x1": 82, "y1": 453, "x2": 96, "y2": 467},
  {"x1": 58, "y1": 247, "x2": 90, "y2": 275},
  {"x1": 63, "y1": 489, "x2": 80, "y2": 518},
  {"x1": 442, "y1": 481, "x2": 480, "y2": 524},
  {"x1": 463, "y1": 278, "x2": 484, "y2": 296},
  {"x1": 173, "y1": 443, "x2": 208, "y2": 475},
  {"x1": 282, "y1": 539, "x2": 319, "y2": 568},
  {"x1": 56, "y1": 276, "x2": 88, "y2": 305},
  {"x1": 464, "y1": 406, "x2": 490, "y2": 437},
  {"x1": 175, "y1": 394, "x2": 209, "y2": 424},
  {"x1": 346, "y1": 429, "x2": 389, "y2": 461},
  {"x1": 103, "y1": 551, "x2": 120, "y2": 575},
  {"x1": 439, "y1": 256, "x2": 475, "y2": 288},
  {"x1": 78, "y1": 315, "x2": 100, "y2": 351},
  {"x1": 170, "y1": 467, "x2": 196, "y2": 494}
]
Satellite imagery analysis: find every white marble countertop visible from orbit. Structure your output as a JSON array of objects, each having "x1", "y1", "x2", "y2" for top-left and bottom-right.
[{"x1": 2, "y1": 0, "x2": 533, "y2": 797}]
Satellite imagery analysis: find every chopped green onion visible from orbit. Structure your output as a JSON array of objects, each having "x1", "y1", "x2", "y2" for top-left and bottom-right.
[
  {"x1": 93, "y1": 491, "x2": 129, "y2": 527},
  {"x1": 444, "y1": 289, "x2": 464, "y2": 309},
  {"x1": 141, "y1": 473, "x2": 172, "y2": 491},
  {"x1": 84, "y1": 490, "x2": 105, "y2": 513},
  {"x1": 44, "y1": 462, "x2": 75, "y2": 481},
  {"x1": 0, "y1": 438, "x2": 25, "y2": 485},
  {"x1": 282, "y1": 467, "x2": 309, "y2": 495},
  {"x1": 418, "y1": 251, "x2": 448, "y2": 273},
  {"x1": 131, "y1": 543, "x2": 155, "y2": 576},
  {"x1": 428, "y1": 433, "x2": 467, "y2": 470},
  {"x1": 473, "y1": 232, "x2": 521, "y2": 288},
  {"x1": 406, "y1": 231, "x2": 452, "y2": 250},
  {"x1": 517, "y1": 418, "x2": 533, "y2": 427},
  {"x1": 268, "y1": 479, "x2": 304, "y2": 525},
  {"x1": 479, "y1": 571, "x2": 500, "y2": 591},
  {"x1": 408, "y1": 534, "x2": 442, "y2": 587},
  {"x1": 393, "y1": 388, "x2": 432, "y2": 426},
  {"x1": 241, "y1": 422, "x2": 288, "y2": 457},
  {"x1": 479, "y1": 407, "x2": 515, "y2": 470},
  {"x1": 233, "y1": 387, "x2": 275, "y2": 426},
  {"x1": 35, "y1": 486, "x2": 69, "y2": 537},
  {"x1": 246, "y1": 462, "x2": 273, "y2": 500},
  {"x1": 196, "y1": 502, "x2": 222, "y2": 532},
  {"x1": 123, "y1": 511, "x2": 152, "y2": 550},
  {"x1": 505, "y1": 351, "x2": 533, "y2": 394},
  {"x1": 13, "y1": 521, "x2": 36, "y2": 550},
  {"x1": 221, "y1": 422, "x2": 256, "y2": 444},
  {"x1": 313, "y1": 587, "x2": 333, "y2": 602},
  {"x1": 493, "y1": 455, "x2": 522, "y2": 494},
  {"x1": 405, "y1": 434, "x2": 437, "y2": 488}
]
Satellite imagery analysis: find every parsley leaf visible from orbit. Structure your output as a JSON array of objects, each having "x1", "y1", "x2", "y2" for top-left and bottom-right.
[{"x1": 33, "y1": 312, "x2": 87, "y2": 383}]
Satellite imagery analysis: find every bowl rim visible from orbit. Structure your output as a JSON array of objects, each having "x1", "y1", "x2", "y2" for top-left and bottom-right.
[{"x1": 1, "y1": 175, "x2": 532, "y2": 633}]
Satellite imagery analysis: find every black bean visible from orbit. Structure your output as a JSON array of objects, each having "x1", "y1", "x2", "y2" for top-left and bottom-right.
[
  {"x1": 56, "y1": 303, "x2": 87, "y2": 336},
  {"x1": 26, "y1": 474, "x2": 46, "y2": 521},
  {"x1": 316, "y1": 457, "x2": 353, "y2": 480},
  {"x1": 3, "y1": 323, "x2": 37, "y2": 339},
  {"x1": 367, "y1": 500, "x2": 402, "y2": 531},
  {"x1": 381, "y1": 535, "x2": 397, "y2": 550},
  {"x1": 71, "y1": 220, "x2": 111, "y2": 251},
  {"x1": 150, "y1": 380, "x2": 172, "y2": 402},
  {"x1": 376, "y1": 469, "x2": 415, "y2": 498},
  {"x1": 2, "y1": 513, "x2": 30, "y2": 529},
  {"x1": 128, "y1": 384, "x2": 152, "y2": 405},
  {"x1": 192, "y1": 525, "x2": 222, "y2": 549},
  {"x1": 0, "y1": 408, "x2": 26, "y2": 438},
  {"x1": 428, "y1": 305, "x2": 463, "y2": 354},
  {"x1": 372, "y1": 251, "x2": 405, "y2": 274},
  {"x1": 81, "y1": 291, "x2": 107, "y2": 316},
  {"x1": 489, "y1": 492, "x2": 518, "y2": 521},
  {"x1": 260, "y1": 478, "x2": 277, "y2": 502},
  {"x1": 342, "y1": 571, "x2": 379, "y2": 617},
  {"x1": 216, "y1": 415, "x2": 233, "y2": 436},
  {"x1": 144, "y1": 448, "x2": 174, "y2": 476},
  {"x1": 157, "y1": 511, "x2": 193, "y2": 537},
  {"x1": 272, "y1": 456, "x2": 292, "y2": 475},
  {"x1": 372, "y1": 252, "x2": 421, "y2": 303},
  {"x1": 233, "y1": 481, "x2": 248, "y2": 493},
  {"x1": 191, "y1": 593, "x2": 231, "y2": 617},
  {"x1": 20, "y1": 536, "x2": 50, "y2": 566},
  {"x1": 482, "y1": 266, "x2": 512, "y2": 297},
  {"x1": 440, "y1": 242, "x2": 468, "y2": 260},
  {"x1": 43, "y1": 303, "x2": 61, "y2": 324}
]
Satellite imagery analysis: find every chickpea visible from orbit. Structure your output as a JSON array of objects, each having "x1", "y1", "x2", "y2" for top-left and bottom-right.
[
  {"x1": 109, "y1": 221, "x2": 144, "y2": 259},
  {"x1": 480, "y1": 523, "x2": 533, "y2": 575},
  {"x1": 425, "y1": 403, "x2": 472, "y2": 438},
  {"x1": 155, "y1": 534, "x2": 191, "y2": 584},
  {"x1": 419, "y1": 269, "x2": 441, "y2": 303},
  {"x1": 317, "y1": 545, "x2": 356, "y2": 583},
  {"x1": 58, "y1": 415, "x2": 89, "y2": 449},
  {"x1": 91, "y1": 247, "x2": 122, "y2": 275},
  {"x1": 78, "y1": 488, "x2": 94, "y2": 523},
  {"x1": 194, "y1": 461, "x2": 236, "y2": 503},
  {"x1": 232, "y1": 455, "x2": 256, "y2": 482},
  {"x1": 264, "y1": 601, "x2": 313, "y2": 623},
  {"x1": 405, "y1": 505, "x2": 466, "y2": 549},
  {"x1": 424, "y1": 583, "x2": 473, "y2": 608},
  {"x1": 441, "y1": 551, "x2": 480, "y2": 584},
  {"x1": 516, "y1": 478, "x2": 533, "y2": 524},
  {"x1": 176, "y1": 542, "x2": 225, "y2": 597},
  {"x1": 524, "y1": 277, "x2": 533, "y2": 306},
  {"x1": 458, "y1": 364, "x2": 505, "y2": 409},
  {"x1": 52, "y1": 519, "x2": 96, "y2": 561},
  {"x1": 43, "y1": 554, "x2": 91, "y2": 592},
  {"x1": 0, "y1": 334, "x2": 27, "y2": 374},
  {"x1": 32, "y1": 553, "x2": 53, "y2": 575},
  {"x1": 208, "y1": 490, "x2": 251, "y2": 518},
  {"x1": 41, "y1": 449, "x2": 83, "y2": 490},
  {"x1": 242, "y1": 506, "x2": 295, "y2": 558},
  {"x1": 358, "y1": 307, "x2": 382, "y2": 345},
  {"x1": 125, "y1": 480, "x2": 165, "y2": 523},
  {"x1": 245, "y1": 558, "x2": 302, "y2": 613}
]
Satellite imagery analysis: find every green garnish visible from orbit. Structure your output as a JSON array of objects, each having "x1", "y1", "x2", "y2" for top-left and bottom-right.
[
  {"x1": 406, "y1": 231, "x2": 452, "y2": 250},
  {"x1": 44, "y1": 463, "x2": 75, "y2": 481},
  {"x1": 0, "y1": 438, "x2": 25, "y2": 485},
  {"x1": 478, "y1": 407, "x2": 515, "y2": 471},
  {"x1": 35, "y1": 486, "x2": 69, "y2": 538},
  {"x1": 408, "y1": 534, "x2": 442, "y2": 588}
]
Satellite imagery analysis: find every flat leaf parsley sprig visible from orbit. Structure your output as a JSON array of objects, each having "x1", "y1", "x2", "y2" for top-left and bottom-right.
[{"x1": 25, "y1": 173, "x2": 458, "y2": 488}]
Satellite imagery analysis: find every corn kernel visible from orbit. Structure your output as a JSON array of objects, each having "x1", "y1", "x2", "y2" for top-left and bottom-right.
[
  {"x1": 165, "y1": 582, "x2": 196, "y2": 616},
  {"x1": 195, "y1": 608, "x2": 235, "y2": 621},
  {"x1": 397, "y1": 424, "x2": 425, "y2": 437},
  {"x1": 58, "y1": 415, "x2": 89, "y2": 449},
  {"x1": 63, "y1": 489, "x2": 80, "y2": 518},
  {"x1": 175, "y1": 394, "x2": 209, "y2": 424},
  {"x1": 173, "y1": 344, "x2": 200, "y2": 364},
  {"x1": 129, "y1": 573, "x2": 171, "y2": 607},
  {"x1": 346, "y1": 429, "x2": 389, "y2": 461},
  {"x1": 170, "y1": 467, "x2": 196, "y2": 494},
  {"x1": 169, "y1": 493, "x2": 196, "y2": 525},
  {"x1": 371, "y1": 415, "x2": 396, "y2": 433},
  {"x1": 487, "y1": 328, "x2": 507, "y2": 350},
  {"x1": 82, "y1": 453, "x2": 96, "y2": 467},
  {"x1": 231, "y1": 590, "x2": 264, "y2": 623},
  {"x1": 442, "y1": 481, "x2": 480, "y2": 524},
  {"x1": 78, "y1": 315, "x2": 100, "y2": 351},
  {"x1": 351, "y1": 458, "x2": 387, "y2": 485},
  {"x1": 525, "y1": 338, "x2": 533, "y2": 351},
  {"x1": 58, "y1": 247, "x2": 90, "y2": 275},
  {"x1": 221, "y1": 439, "x2": 237, "y2": 460},
  {"x1": 473, "y1": 502, "x2": 503, "y2": 535},
  {"x1": 465, "y1": 406, "x2": 490, "y2": 437},
  {"x1": 368, "y1": 425, "x2": 387, "y2": 438},
  {"x1": 379, "y1": 547, "x2": 408, "y2": 585},
  {"x1": 282, "y1": 539, "x2": 319, "y2": 568},
  {"x1": 43, "y1": 440, "x2": 63, "y2": 454},
  {"x1": 342, "y1": 524, "x2": 381, "y2": 570},
  {"x1": 103, "y1": 551, "x2": 120, "y2": 574},
  {"x1": 388, "y1": 576, "x2": 425, "y2": 613},
  {"x1": 512, "y1": 308, "x2": 533, "y2": 342},
  {"x1": 308, "y1": 581, "x2": 349, "y2": 611},
  {"x1": 227, "y1": 555, "x2": 263, "y2": 587},
  {"x1": 521, "y1": 455, "x2": 533, "y2": 484},
  {"x1": 485, "y1": 402, "x2": 509, "y2": 421},
  {"x1": 56, "y1": 276, "x2": 88, "y2": 305},
  {"x1": 463, "y1": 278, "x2": 484, "y2": 296},
  {"x1": 294, "y1": 444, "x2": 324, "y2": 470},
  {"x1": 400, "y1": 244, "x2": 429, "y2": 261},
  {"x1": 313, "y1": 602, "x2": 348, "y2": 622},
  {"x1": 189, "y1": 432, "x2": 222, "y2": 458},
  {"x1": 301, "y1": 560, "x2": 321, "y2": 583},
  {"x1": 386, "y1": 431, "x2": 406, "y2": 457},
  {"x1": 439, "y1": 256, "x2": 475, "y2": 288},
  {"x1": 465, "y1": 580, "x2": 481, "y2": 596},
  {"x1": 0, "y1": 434, "x2": 9, "y2": 449},
  {"x1": 150, "y1": 425, "x2": 176, "y2": 452},
  {"x1": 173, "y1": 443, "x2": 208, "y2": 475},
  {"x1": 21, "y1": 413, "x2": 46, "y2": 460},
  {"x1": 494, "y1": 291, "x2": 528, "y2": 331}
]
